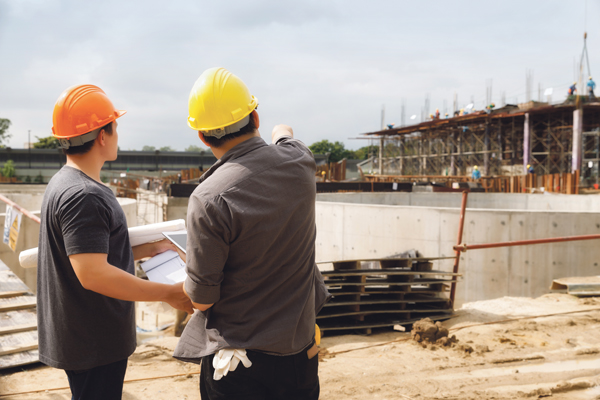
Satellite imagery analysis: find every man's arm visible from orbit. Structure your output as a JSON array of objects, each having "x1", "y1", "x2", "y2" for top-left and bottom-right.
[
  {"x1": 132, "y1": 238, "x2": 178, "y2": 261},
  {"x1": 69, "y1": 253, "x2": 194, "y2": 314},
  {"x1": 271, "y1": 124, "x2": 293, "y2": 144},
  {"x1": 182, "y1": 283, "x2": 213, "y2": 312}
]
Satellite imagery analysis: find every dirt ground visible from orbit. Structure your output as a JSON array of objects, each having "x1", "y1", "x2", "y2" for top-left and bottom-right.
[{"x1": 2, "y1": 293, "x2": 600, "y2": 399}]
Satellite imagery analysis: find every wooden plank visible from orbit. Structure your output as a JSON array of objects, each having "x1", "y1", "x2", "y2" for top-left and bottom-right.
[
  {"x1": 0, "y1": 309, "x2": 37, "y2": 330},
  {"x1": 0, "y1": 291, "x2": 29, "y2": 299},
  {"x1": 0, "y1": 270, "x2": 32, "y2": 294},
  {"x1": 0, "y1": 350, "x2": 39, "y2": 370},
  {"x1": 0, "y1": 299, "x2": 36, "y2": 312},
  {"x1": 0, "y1": 343, "x2": 38, "y2": 357},
  {"x1": 0, "y1": 323, "x2": 37, "y2": 335}
]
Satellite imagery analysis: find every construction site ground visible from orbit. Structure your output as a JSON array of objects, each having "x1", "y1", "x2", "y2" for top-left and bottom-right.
[{"x1": 1, "y1": 293, "x2": 600, "y2": 399}]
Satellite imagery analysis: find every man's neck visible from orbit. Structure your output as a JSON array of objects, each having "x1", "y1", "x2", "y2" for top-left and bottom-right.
[
  {"x1": 65, "y1": 154, "x2": 104, "y2": 183},
  {"x1": 210, "y1": 131, "x2": 260, "y2": 159}
]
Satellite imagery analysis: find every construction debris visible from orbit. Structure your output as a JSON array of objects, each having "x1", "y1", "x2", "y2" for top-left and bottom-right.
[{"x1": 410, "y1": 317, "x2": 457, "y2": 347}]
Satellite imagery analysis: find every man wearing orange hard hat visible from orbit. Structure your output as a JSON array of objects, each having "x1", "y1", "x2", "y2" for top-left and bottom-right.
[
  {"x1": 173, "y1": 68, "x2": 330, "y2": 399},
  {"x1": 37, "y1": 84, "x2": 193, "y2": 400}
]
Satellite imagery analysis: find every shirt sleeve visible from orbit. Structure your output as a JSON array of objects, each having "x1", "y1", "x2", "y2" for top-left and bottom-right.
[
  {"x1": 184, "y1": 193, "x2": 231, "y2": 305},
  {"x1": 275, "y1": 136, "x2": 312, "y2": 156},
  {"x1": 60, "y1": 192, "x2": 111, "y2": 256}
]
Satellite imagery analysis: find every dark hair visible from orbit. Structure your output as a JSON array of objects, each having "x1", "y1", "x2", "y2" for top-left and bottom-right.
[
  {"x1": 63, "y1": 122, "x2": 113, "y2": 156},
  {"x1": 202, "y1": 113, "x2": 257, "y2": 148}
]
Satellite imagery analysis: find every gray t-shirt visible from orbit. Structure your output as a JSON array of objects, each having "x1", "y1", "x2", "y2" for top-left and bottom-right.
[
  {"x1": 37, "y1": 166, "x2": 136, "y2": 370},
  {"x1": 174, "y1": 136, "x2": 329, "y2": 363}
]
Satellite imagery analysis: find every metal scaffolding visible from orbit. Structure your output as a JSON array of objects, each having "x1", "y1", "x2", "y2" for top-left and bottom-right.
[{"x1": 361, "y1": 102, "x2": 600, "y2": 183}]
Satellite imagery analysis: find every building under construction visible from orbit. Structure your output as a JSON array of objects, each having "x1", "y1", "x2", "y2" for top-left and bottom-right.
[{"x1": 361, "y1": 100, "x2": 600, "y2": 190}]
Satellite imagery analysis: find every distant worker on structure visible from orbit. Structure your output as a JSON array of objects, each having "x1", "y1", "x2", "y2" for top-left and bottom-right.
[
  {"x1": 568, "y1": 82, "x2": 577, "y2": 96},
  {"x1": 472, "y1": 165, "x2": 481, "y2": 180},
  {"x1": 588, "y1": 76, "x2": 596, "y2": 100},
  {"x1": 38, "y1": 85, "x2": 193, "y2": 400},
  {"x1": 435, "y1": 108, "x2": 440, "y2": 119},
  {"x1": 174, "y1": 67, "x2": 330, "y2": 399},
  {"x1": 527, "y1": 164, "x2": 535, "y2": 174},
  {"x1": 387, "y1": 123, "x2": 395, "y2": 129}
]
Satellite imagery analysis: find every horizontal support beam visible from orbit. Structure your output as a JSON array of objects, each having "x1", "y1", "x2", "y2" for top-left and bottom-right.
[{"x1": 454, "y1": 234, "x2": 600, "y2": 252}]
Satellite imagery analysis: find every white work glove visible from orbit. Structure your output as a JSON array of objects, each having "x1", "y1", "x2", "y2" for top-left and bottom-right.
[{"x1": 212, "y1": 349, "x2": 252, "y2": 380}]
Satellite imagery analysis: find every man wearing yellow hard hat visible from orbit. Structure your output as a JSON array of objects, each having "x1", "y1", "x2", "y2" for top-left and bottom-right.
[{"x1": 174, "y1": 68, "x2": 329, "y2": 399}]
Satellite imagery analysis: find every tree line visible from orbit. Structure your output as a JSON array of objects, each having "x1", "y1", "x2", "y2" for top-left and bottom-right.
[{"x1": 0, "y1": 118, "x2": 378, "y2": 162}]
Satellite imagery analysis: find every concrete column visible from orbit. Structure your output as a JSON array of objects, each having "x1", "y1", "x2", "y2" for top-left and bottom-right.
[
  {"x1": 449, "y1": 133, "x2": 455, "y2": 176},
  {"x1": 523, "y1": 113, "x2": 531, "y2": 174},
  {"x1": 399, "y1": 137, "x2": 404, "y2": 175},
  {"x1": 418, "y1": 139, "x2": 423, "y2": 175},
  {"x1": 378, "y1": 136, "x2": 384, "y2": 175},
  {"x1": 572, "y1": 108, "x2": 583, "y2": 173},
  {"x1": 484, "y1": 123, "x2": 490, "y2": 176}
]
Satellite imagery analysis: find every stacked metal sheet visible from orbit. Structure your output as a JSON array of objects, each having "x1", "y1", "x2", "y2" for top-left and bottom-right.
[{"x1": 317, "y1": 257, "x2": 458, "y2": 335}]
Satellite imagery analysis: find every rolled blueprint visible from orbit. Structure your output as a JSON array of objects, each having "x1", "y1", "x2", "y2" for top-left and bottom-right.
[{"x1": 18, "y1": 219, "x2": 186, "y2": 269}]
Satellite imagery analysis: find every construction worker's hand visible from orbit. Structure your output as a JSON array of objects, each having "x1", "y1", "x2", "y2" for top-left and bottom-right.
[
  {"x1": 165, "y1": 283, "x2": 194, "y2": 314},
  {"x1": 132, "y1": 239, "x2": 178, "y2": 260},
  {"x1": 272, "y1": 124, "x2": 294, "y2": 144}
]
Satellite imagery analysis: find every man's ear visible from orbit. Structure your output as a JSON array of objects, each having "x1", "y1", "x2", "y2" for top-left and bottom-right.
[
  {"x1": 251, "y1": 110, "x2": 260, "y2": 129},
  {"x1": 198, "y1": 131, "x2": 210, "y2": 147},
  {"x1": 97, "y1": 129, "x2": 106, "y2": 146}
]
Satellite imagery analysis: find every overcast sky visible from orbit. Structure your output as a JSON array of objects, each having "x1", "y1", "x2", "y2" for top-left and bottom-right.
[{"x1": 1, "y1": 0, "x2": 599, "y2": 151}]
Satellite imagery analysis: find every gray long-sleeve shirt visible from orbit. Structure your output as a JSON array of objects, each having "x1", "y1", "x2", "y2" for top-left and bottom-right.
[{"x1": 174, "y1": 136, "x2": 329, "y2": 362}]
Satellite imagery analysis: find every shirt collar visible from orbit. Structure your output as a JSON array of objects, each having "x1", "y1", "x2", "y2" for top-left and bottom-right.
[{"x1": 199, "y1": 136, "x2": 267, "y2": 183}]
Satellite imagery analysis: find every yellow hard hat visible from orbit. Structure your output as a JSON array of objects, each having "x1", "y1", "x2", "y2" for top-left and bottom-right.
[
  {"x1": 474, "y1": 165, "x2": 478, "y2": 170},
  {"x1": 188, "y1": 67, "x2": 258, "y2": 138}
]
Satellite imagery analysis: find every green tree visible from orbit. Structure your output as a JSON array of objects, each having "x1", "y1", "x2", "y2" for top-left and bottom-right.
[
  {"x1": 142, "y1": 145, "x2": 156, "y2": 151},
  {"x1": 309, "y1": 140, "x2": 357, "y2": 162},
  {"x1": 33, "y1": 136, "x2": 60, "y2": 149},
  {"x1": 0, "y1": 118, "x2": 12, "y2": 148},
  {"x1": 159, "y1": 146, "x2": 174, "y2": 152},
  {"x1": 185, "y1": 144, "x2": 207, "y2": 153},
  {"x1": 2, "y1": 160, "x2": 16, "y2": 178}
]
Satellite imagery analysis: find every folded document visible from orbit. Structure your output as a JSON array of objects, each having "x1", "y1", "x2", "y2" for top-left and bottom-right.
[{"x1": 140, "y1": 250, "x2": 186, "y2": 284}]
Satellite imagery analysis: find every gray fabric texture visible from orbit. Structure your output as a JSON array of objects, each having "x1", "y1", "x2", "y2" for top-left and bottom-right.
[
  {"x1": 37, "y1": 166, "x2": 136, "y2": 370},
  {"x1": 174, "y1": 136, "x2": 329, "y2": 363}
]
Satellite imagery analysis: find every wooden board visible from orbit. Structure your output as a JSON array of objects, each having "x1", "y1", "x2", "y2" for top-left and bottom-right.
[
  {"x1": 0, "y1": 259, "x2": 39, "y2": 370},
  {"x1": 0, "y1": 295, "x2": 37, "y2": 312},
  {"x1": 0, "y1": 331, "x2": 38, "y2": 355},
  {"x1": 0, "y1": 270, "x2": 32, "y2": 294}
]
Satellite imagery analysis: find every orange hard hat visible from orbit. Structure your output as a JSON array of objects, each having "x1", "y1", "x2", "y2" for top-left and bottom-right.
[{"x1": 52, "y1": 84, "x2": 126, "y2": 140}]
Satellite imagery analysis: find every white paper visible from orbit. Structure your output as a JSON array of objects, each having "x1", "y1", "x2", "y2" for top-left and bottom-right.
[
  {"x1": 141, "y1": 250, "x2": 186, "y2": 284},
  {"x1": 129, "y1": 219, "x2": 186, "y2": 247},
  {"x1": 20, "y1": 219, "x2": 187, "y2": 269}
]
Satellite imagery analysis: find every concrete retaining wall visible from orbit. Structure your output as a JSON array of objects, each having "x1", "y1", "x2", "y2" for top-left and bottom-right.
[
  {"x1": 316, "y1": 193, "x2": 600, "y2": 306},
  {"x1": 0, "y1": 185, "x2": 137, "y2": 292},
  {"x1": 316, "y1": 192, "x2": 600, "y2": 212}
]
